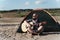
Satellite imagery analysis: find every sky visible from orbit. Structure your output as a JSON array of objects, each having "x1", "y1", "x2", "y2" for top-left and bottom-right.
[{"x1": 0, "y1": 0, "x2": 60, "y2": 10}]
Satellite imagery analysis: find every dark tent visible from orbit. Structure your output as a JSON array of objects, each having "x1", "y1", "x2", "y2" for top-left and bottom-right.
[{"x1": 17, "y1": 10, "x2": 60, "y2": 33}]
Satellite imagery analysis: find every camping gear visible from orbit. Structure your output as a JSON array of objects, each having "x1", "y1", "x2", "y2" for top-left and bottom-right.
[{"x1": 17, "y1": 9, "x2": 60, "y2": 33}]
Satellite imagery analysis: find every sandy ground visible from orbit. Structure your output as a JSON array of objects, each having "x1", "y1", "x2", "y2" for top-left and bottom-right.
[
  {"x1": 0, "y1": 17, "x2": 60, "y2": 40},
  {"x1": 0, "y1": 26, "x2": 60, "y2": 40},
  {"x1": 0, "y1": 25, "x2": 60, "y2": 40}
]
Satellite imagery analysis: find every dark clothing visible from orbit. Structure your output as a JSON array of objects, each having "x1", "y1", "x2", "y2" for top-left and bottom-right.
[
  {"x1": 26, "y1": 19, "x2": 40, "y2": 31},
  {"x1": 26, "y1": 19, "x2": 40, "y2": 23}
]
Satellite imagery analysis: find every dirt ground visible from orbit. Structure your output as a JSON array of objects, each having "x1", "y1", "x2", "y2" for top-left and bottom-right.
[
  {"x1": 0, "y1": 17, "x2": 60, "y2": 40},
  {"x1": 0, "y1": 26, "x2": 60, "y2": 40}
]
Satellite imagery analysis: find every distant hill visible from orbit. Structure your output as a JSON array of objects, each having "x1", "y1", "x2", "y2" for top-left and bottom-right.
[
  {"x1": 0, "y1": 8, "x2": 60, "y2": 18},
  {"x1": 0, "y1": 9, "x2": 33, "y2": 13}
]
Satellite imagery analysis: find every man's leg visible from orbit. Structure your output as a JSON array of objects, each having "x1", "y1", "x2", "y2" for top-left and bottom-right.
[{"x1": 37, "y1": 26, "x2": 44, "y2": 34}]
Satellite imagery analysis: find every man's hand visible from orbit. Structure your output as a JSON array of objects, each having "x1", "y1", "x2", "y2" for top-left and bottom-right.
[
  {"x1": 32, "y1": 30, "x2": 38, "y2": 34},
  {"x1": 39, "y1": 21, "x2": 47, "y2": 26},
  {"x1": 42, "y1": 21, "x2": 47, "y2": 24},
  {"x1": 27, "y1": 28, "x2": 38, "y2": 34}
]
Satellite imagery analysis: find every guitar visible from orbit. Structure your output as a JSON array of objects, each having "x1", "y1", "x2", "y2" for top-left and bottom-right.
[
  {"x1": 21, "y1": 21, "x2": 33, "y2": 32},
  {"x1": 21, "y1": 21, "x2": 47, "y2": 32}
]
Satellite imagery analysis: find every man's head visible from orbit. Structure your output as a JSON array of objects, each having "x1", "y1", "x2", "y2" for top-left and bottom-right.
[{"x1": 32, "y1": 13, "x2": 38, "y2": 20}]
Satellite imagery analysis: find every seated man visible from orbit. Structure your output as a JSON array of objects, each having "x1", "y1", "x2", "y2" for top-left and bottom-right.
[{"x1": 21, "y1": 13, "x2": 47, "y2": 35}]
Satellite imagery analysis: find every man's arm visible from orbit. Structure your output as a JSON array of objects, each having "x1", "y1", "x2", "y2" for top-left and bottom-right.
[
  {"x1": 27, "y1": 26, "x2": 33, "y2": 33},
  {"x1": 37, "y1": 26, "x2": 43, "y2": 32},
  {"x1": 37, "y1": 21, "x2": 47, "y2": 33},
  {"x1": 24, "y1": 20, "x2": 33, "y2": 33},
  {"x1": 25, "y1": 20, "x2": 38, "y2": 34}
]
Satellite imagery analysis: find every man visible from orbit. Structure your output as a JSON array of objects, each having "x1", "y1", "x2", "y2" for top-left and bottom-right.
[{"x1": 21, "y1": 13, "x2": 47, "y2": 36}]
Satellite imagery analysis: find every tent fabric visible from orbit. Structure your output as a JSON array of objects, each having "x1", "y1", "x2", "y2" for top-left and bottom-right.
[
  {"x1": 22, "y1": 10, "x2": 57, "y2": 26},
  {"x1": 17, "y1": 10, "x2": 59, "y2": 32}
]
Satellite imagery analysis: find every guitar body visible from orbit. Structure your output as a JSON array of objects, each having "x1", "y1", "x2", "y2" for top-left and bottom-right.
[
  {"x1": 21, "y1": 21, "x2": 33, "y2": 32},
  {"x1": 21, "y1": 22, "x2": 27, "y2": 32}
]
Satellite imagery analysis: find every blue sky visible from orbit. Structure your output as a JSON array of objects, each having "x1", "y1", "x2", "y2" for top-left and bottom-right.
[{"x1": 0, "y1": 0, "x2": 60, "y2": 10}]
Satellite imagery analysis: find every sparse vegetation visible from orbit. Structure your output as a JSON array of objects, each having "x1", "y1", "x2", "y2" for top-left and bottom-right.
[
  {"x1": 0, "y1": 9, "x2": 60, "y2": 18},
  {"x1": 0, "y1": 9, "x2": 32, "y2": 18},
  {"x1": 45, "y1": 9, "x2": 60, "y2": 16}
]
